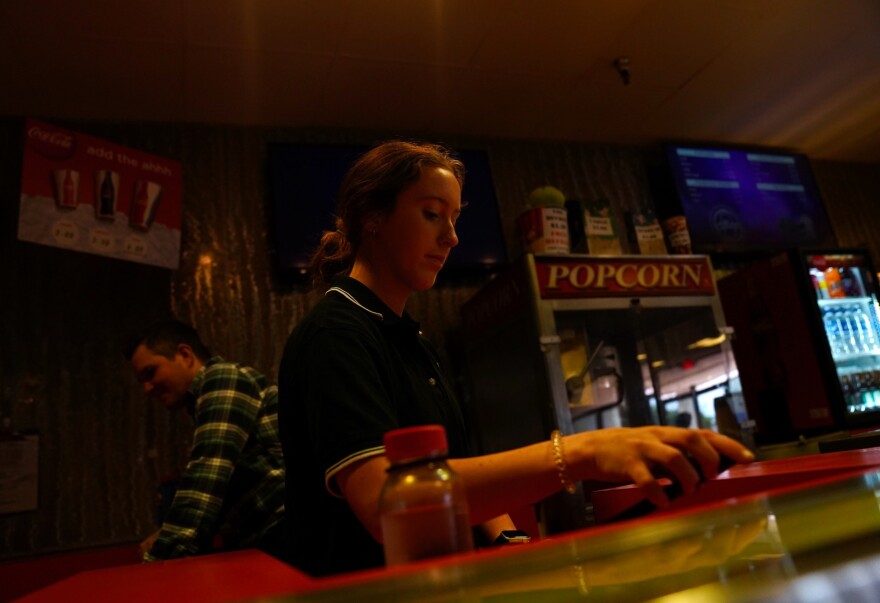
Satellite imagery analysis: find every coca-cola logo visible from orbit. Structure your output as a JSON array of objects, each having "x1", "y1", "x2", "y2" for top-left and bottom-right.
[{"x1": 26, "y1": 122, "x2": 76, "y2": 160}]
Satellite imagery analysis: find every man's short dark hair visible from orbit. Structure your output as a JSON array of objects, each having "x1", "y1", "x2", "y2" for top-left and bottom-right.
[{"x1": 123, "y1": 320, "x2": 212, "y2": 362}]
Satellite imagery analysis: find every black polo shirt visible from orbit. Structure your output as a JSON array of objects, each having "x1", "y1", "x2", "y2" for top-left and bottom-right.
[{"x1": 278, "y1": 276, "x2": 470, "y2": 576}]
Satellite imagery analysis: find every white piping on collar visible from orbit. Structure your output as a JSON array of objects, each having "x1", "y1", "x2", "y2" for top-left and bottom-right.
[{"x1": 326, "y1": 286, "x2": 384, "y2": 320}]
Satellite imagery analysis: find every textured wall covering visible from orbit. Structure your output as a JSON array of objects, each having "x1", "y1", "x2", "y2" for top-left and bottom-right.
[
  {"x1": 0, "y1": 119, "x2": 186, "y2": 558},
  {"x1": 1, "y1": 116, "x2": 878, "y2": 560},
  {"x1": 811, "y1": 160, "x2": 880, "y2": 261}
]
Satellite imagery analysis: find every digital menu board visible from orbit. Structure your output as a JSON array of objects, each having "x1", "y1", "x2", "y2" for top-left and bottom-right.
[{"x1": 664, "y1": 143, "x2": 836, "y2": 253}]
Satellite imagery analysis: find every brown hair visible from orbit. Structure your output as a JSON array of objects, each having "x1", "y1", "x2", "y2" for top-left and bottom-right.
[
  {"x1": 309, "y1": 140, "x2": 465, "y2": 289},
  {"x1": 123, "y1": 319, "x2": 212, "y2": 362}
]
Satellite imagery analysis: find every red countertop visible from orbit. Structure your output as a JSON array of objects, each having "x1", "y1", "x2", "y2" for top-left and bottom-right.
[
  {"x1": 13, "y1": 549, "x2": 314, "y2": 603},
  {"x1": 18, "y1": 448, "x2": 880, "y2": 603},
  {"x1": 591, "y1": 447, "x2": 880, "y2": 523}
]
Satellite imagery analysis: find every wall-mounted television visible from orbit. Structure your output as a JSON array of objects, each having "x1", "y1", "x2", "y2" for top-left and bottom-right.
[
  {"x1": 268, "y1": 143, "x2": 508, "y2": 285},
  {"x1": 662, "y1": 142, "x2": 837, "y2": 254}
]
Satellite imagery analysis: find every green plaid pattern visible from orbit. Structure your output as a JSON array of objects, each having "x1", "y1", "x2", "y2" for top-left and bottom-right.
[{"x1": 145, "y1": 357, "x2": 285, "y2": 561}]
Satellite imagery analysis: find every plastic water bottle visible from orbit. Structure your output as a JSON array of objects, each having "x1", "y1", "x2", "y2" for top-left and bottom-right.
[
  {"x1": 834, "y1": 308, "x2": 852, "y2": 354},
  {"x1": 379, "y1": 425, "x2": 474, "y2": 566},
  {"x1": 858, "y1": 308, "x2": 879, "y2": 352},
  {"x1": 845, "y1": 310, "x2": 859, "y2": 353},
  {"x1": 844, "y1": 307, "x2": 860, "y2": 353},
  {"x1": 830, "y1": 308, "x2": 847, "y2": 354},
  {"x1": 852, "y1": 306, "x2": 873, "y2": 353},
  {"x1": 823, "y1": 308, "x2": 840, "y2": 354}
]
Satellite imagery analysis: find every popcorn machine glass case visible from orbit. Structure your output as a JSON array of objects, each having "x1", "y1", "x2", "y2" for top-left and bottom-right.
[{"x1": 461, "y1": 253, "x2": 742, "y2": 532}]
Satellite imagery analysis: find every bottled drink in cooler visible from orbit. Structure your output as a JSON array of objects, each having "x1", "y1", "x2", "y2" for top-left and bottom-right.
[
  {"x1": 811, "y1": 270, "x2": 829, "y2": 299},
  {"x1": 833, "y1": 308, "x2": 850, "y2": 354},
  {"x1": 844, "y1": 307, "x2": 859, "y2": 352},
  {"x1": 825, "y1": 267, "x2": 846, "y2": 298},
  {"x1": 823, "y1": 307, "x2": 841, "y2": 354},
  {"x1": 851, "y1": 307, "x2": 868, "y2": 352},
  {"x1": 840, "y1": 268, "x2": 864, "y2": 298},
  {"x1": 379, "y1": 425, "x2": 474, "y2": 566},
  {"x1": 864, "y1": 310, "x2": 880, "y2": 352}
]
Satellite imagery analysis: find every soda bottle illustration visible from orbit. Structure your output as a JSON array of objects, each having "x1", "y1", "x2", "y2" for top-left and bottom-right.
[
  {"x1": 129, "y1": 180, "x2": 162, "y2": 231},
  {"x1": 97, "y1": 170, "x2": 116, "y2": 220},
  {"x1": 63, "y1": 170, "x2": 75, "y2": 208}
]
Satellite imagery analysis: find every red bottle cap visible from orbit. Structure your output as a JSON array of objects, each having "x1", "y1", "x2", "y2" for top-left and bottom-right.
[{"x1": 383, "y1": 425, "x2": 448, "y2": 465}]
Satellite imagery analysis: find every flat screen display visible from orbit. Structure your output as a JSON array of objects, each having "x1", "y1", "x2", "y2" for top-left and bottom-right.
[
  {"x1": 268, "y1": 143, "x2": 508, "y2": 284},
  {"x1": 663, "y1": 143, "x2": 836, "y2": 253}
]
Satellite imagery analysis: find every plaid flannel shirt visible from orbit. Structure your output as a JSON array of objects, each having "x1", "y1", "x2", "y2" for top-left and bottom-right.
[{"x1": 145, "y1": 357, "x2": 285, "y2": 561}]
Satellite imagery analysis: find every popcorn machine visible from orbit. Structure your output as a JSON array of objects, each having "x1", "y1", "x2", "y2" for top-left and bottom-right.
[{"x1": 460, "y1": 253, "x2": 743, "y2": 532}]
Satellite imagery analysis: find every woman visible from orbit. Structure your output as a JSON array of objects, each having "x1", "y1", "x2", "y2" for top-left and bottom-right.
[{"x1": 277, "y1": 140, "x2": 753, "y2": 576}]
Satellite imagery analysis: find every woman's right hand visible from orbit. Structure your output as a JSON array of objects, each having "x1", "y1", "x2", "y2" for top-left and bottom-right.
[{"x1": 568, "y1": 426, "x2": 754, "y2": 508}]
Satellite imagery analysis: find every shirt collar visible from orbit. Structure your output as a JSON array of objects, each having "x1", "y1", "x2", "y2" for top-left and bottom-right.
[
  {"x1": 327, "y1": 276, "x2": 420, "y2": 331},
  {"x1": 185, "y1": 356, "x2": 224, "y2": 413}
]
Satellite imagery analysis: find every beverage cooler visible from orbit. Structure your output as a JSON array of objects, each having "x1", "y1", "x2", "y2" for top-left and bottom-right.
[
  {"x1": 460, "y1": 253, "x2": 744, "y2": 533},
  {"x1": 718, "y1": 249, "x2": 880, "y2": 444}
]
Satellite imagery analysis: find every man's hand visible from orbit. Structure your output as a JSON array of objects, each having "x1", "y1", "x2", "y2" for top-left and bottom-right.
[{"x1": 140, "y1": 529, "x2": 161, "y2": 558}]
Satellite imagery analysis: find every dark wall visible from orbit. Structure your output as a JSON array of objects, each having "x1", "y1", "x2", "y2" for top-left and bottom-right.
[
  {"x1": 1, "y1": 116, "x2": 878, "y2": 559},
  {"x1": 811, "y1": 160, "x2": 880, "y2": 256},
  {"x1": 0, "y1": 119, "x2": 182, "y2": 556}
]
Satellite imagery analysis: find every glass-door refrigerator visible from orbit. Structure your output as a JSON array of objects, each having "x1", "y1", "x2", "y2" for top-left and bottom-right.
[
  {"x1": 718, "y1": 248, "x2": 880, "y2": 444},
  {"x1": 809, "y1": 251, "x2": 880, "y2": 424}
]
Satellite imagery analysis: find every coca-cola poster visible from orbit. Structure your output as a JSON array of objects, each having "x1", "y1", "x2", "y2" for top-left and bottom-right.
[{"x1": 17, "y1": 118, "x2": 182, "y2": 269}]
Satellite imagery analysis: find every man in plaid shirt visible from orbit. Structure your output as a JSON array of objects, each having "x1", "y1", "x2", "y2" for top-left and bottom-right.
[{"x1": 125, "y1": 320, "x2": 285, "y2": 561}]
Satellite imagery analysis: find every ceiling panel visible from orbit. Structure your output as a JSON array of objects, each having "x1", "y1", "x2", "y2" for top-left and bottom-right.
[
  {"x1": 185, "y1": 47, "x2": 332, "y2": 126},
  {"x1": 0, "y1": 0, "x2": 877, "y2": 162},
  {"x1": 610, "y1": 0, "x2": 763, "y2": 89},
  {"x1": 336, "y1": 0, "x2": 504, "y2": 66},
  {"x1": 0, "y1": 0, "x2": 185, "y2": 42},
  {"x1": 643, "y1": 0, "x2": 880, "y2": 156},
  {"x1": 0, "y1": 36, "x2": 186, "y2": 122},
  {"x1": 316, "y1": 57, "x2": 463, "y2": 132},
  {"x1": 471, "y1": 0, "x2": 651, "y2": 75},
  {"x1": 184, "y1": 0, "x2": 348, "y2": 55}
]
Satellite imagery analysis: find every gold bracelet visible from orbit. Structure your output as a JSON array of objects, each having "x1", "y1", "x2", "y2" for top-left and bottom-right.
[{"x1": 551, "y1": 429, "x2": 577, "y2": 494}]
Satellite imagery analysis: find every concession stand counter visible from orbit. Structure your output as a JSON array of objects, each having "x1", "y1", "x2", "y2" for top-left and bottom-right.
[
  {"x1": 20, "y1": 454, "x2": 880, "y2": 602},
  {"x1": 459, "y1": 253, "x2": 746, "y2": 533}
]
